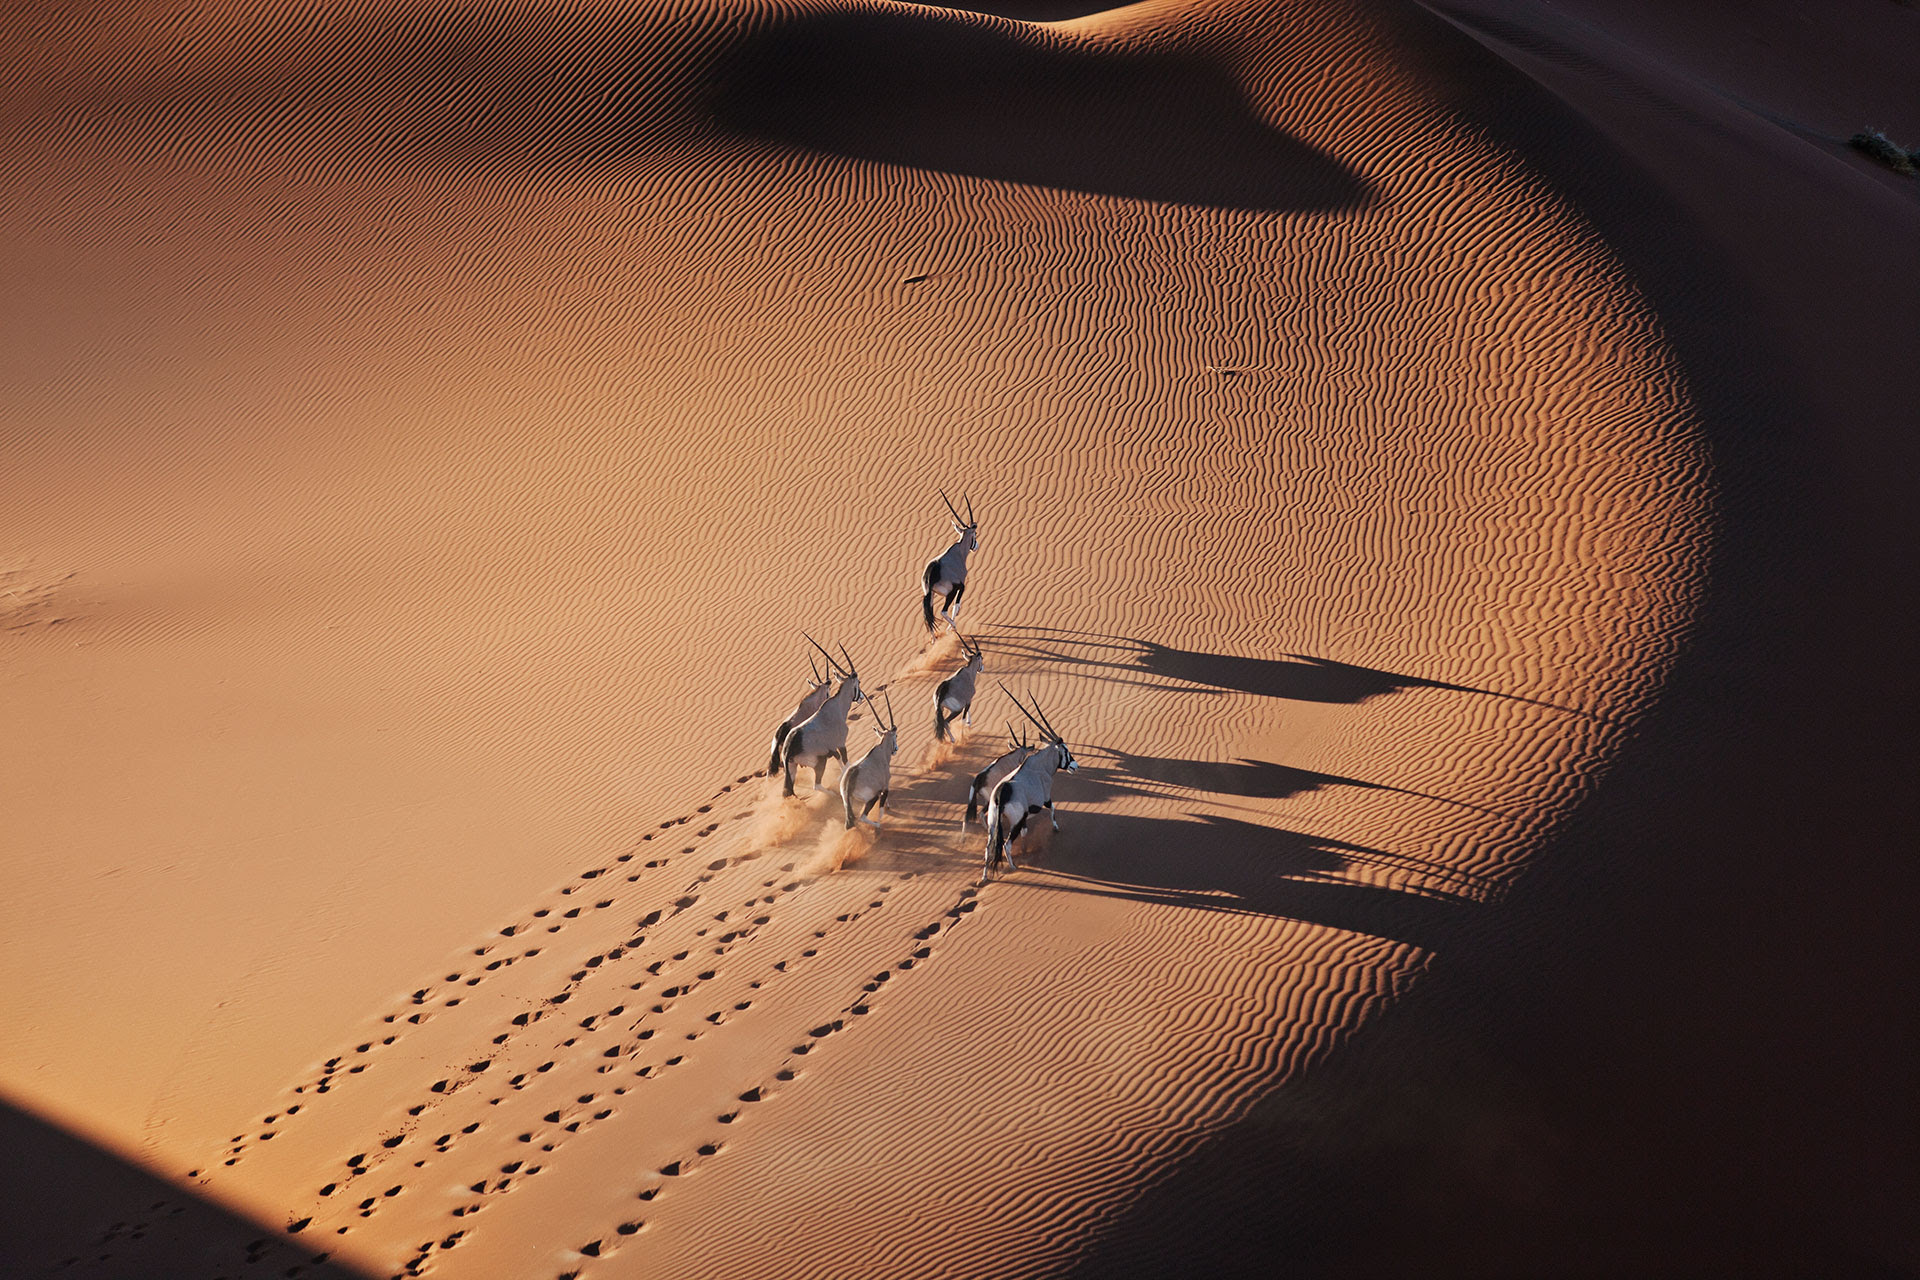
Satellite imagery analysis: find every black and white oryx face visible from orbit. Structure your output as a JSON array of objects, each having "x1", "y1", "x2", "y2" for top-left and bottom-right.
[
  {"x1": 832, "y1": 651, "x2": 863, "y2": 709},
  {"x1": 1005, "y1": 684, "x2": 1074, "y2": 767}
]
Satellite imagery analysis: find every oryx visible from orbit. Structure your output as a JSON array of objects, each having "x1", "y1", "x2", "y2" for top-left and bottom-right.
[
  {"x1": 767, "y1": 635, "x2": 839, "y2": 776},
  {"x1": 984, "y1": 688, "x2": 1078, "y2": 878},
  {"x1": 933, "y1": 634, "x2": 984, "y2": 741},
  {"x1": 840, "y1": 692, "x2": 899, "y2": 829},
  {"x1": 779, "y1": 646, "x2": 863, "y2": 797},
  {"x1": 921, "y1": 490, "x2": 979, "y2": 632},
  {"x1": 964, "y1": 722, "x2": 1033, "y2": 830}
]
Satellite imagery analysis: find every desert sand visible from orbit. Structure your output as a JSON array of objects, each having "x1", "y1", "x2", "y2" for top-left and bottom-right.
[{"x1": 2, "y1": 0, "x2": 1914, "y2": 1276}]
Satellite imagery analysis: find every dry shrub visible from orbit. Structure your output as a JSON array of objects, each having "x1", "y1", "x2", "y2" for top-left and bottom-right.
[{"x1": 1849, "y1": 129, "x2": 1917, "y2": 175}]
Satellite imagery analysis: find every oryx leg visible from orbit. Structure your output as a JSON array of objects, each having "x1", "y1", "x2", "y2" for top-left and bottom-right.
[
  {"x1": 1002, "y1": 806, "x2": 1038, "y2": 873},
  {"x1": 946, "y1": 580, "x2": 966, "y2": 624},
  {"x1": 812, "y1": 755, "x2": 829, "y2": 792},
  {"x1": 1048, "y1": 800, "x2": 1059, "y2": 832}
]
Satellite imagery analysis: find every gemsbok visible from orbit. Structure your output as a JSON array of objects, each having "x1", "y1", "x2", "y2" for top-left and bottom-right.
[
  {"x1": 984, "y1": 687, "x2": 1078, "y2": 878},
  {"x1": 840, "y1": 692, "x2": 899, "y2": 829},
  {"x1": 933, "y1": 634, "x2": 984, "y2": 741},
  {"x1": 921, "y1": 491, "x2": 979, "y2": 632},
  {"x1": 964, "y1": 722, "x2": 1033, "y2": 830},
  {"x1": 767, "y1": 636, "x2": 838, "y2": 776},
  {"x1": 779, "y1": 645, "x2": 863, "y2": 797}
]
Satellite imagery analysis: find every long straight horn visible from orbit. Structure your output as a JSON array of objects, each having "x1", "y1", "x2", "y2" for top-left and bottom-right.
[
  {"x1": 839, "y1": 644, "x2": 858, "y2": 680},
  {"x1": 939, "y1": 489, "x2": 964, "y2": 525},
  {"x1": 803, "y1": 632, "x2": 844, "y2": 675},
  {"x1": 964, "y1": 492, "x2": 975, "y2": 525},
  {"x1": 999, "y1": 682, "x2": 1047, "y2": 736},
  {"x1": 809, "y1": 654, "x2": 822, "y2": 684},
  {"x1": 1030, "y1": 696, "x2": 1063, "y2": 742},
  {"x1": 884, "y1": 692, "x2": 897, "y2": 734}
]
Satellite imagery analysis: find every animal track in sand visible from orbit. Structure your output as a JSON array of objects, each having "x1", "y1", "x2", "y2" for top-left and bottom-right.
[
  {"x1": 195, "y1": 781, "x2": 764, "y2": 1183},
  {"x1": 554, "y1": 883, "x2": 984, "y2": 1266}
]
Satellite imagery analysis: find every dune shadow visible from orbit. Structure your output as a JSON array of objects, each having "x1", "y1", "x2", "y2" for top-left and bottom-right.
[
  {"x1": 1026, "y1": 811, "x2": 1475, "y2": 954},
  {"x1": 918, "y1": 0, "x2": 1131, "y2": 21},
  {"x1": 0, "y1": 1097, "x2": 369, "y2": 1278},
  {"x1": 710, "y1": 11, "x2": 1369, "y2": 212}
]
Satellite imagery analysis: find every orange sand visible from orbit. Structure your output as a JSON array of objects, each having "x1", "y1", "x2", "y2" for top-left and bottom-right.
[{"x1": 2, "y1": 0, "x2": 1912, "y2": 1276}]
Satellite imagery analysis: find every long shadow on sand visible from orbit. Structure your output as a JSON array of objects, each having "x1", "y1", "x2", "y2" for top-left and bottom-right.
[
  {"x1": 1022, "y1": 811, "x2": 1475, "y2": 955},
  {"x1": 0, "y1": 1098, "x2": 369, "y2": 1278},
  {"x1": 985, "y1": 624, "x2": 1605, "y2": 721},
  {"x1": 1092, "y1": 751, "x2": 1383, "y2": 800},
  {"x1": 1080, "y1": 751, "x2": 1515, "y2": 823},
  {"x1": 711, "y1": 11, "x2": 1369, "y2": 212}
]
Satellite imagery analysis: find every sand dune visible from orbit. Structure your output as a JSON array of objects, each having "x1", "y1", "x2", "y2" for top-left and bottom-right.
[{"x1": 3, "y1": 0, "x2": 1911, "y2": 1275}]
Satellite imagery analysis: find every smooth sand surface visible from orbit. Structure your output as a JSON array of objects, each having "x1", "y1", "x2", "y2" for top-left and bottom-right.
[{"x1": 2, "y1": 0, "x2": 1912, "y2": 1276}]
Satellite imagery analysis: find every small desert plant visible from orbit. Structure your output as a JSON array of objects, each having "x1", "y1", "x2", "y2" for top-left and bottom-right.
[{"x1": 1849, "y1": 128, "x2": 1918, "y2": 175}]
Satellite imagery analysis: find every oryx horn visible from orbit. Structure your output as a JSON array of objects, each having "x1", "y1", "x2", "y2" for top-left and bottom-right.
[
  {"x1": 803, "y1": 632, "x2": 845, "y2": 675},
  {"x1": 1028, "y1": 695, "x2": 1063, "y2": 742},
  {"x1": 1000, "y1": 682, "x2": 1047, "y2": 738},
  {"x1": 940, "y1": 489, "x2": 965, "y2": 526}
]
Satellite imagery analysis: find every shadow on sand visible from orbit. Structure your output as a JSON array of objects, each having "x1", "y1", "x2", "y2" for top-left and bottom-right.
[
  {"x1": 711, "y1": 10, "x2": 1370, "y2": 212},
  {"x1": 0, "y1": 1097, "x2": 369, "y2": 1278},
  {"x1": 984, "y1": 625, "x2": 1606, "y2": 721},
  {"x1": 1026, "y1": 811, "x2": 1476, "y2": 955}
]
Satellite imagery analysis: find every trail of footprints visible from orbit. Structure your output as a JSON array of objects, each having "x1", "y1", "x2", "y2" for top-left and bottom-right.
[
  {"x1": 191, "y1": 777, "x2": 766, "y2": 1180},
  {"x1": 394, "y1": 869, "x2": 914, "y2": 1275},
  {"x1": 189, "y1": 669, "x2": 996, "y2": 1278},
  {"x1": 226, "y1": 831, "x2": 911, "y2": 1274},
  {"x1": 547, "y1": 885, "x2": 988, "y2": 1279}
]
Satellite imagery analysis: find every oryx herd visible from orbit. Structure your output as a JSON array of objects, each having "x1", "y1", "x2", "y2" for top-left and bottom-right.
[{"x1": 766, "y1": 493, "x2": 1079, "y2": 880}]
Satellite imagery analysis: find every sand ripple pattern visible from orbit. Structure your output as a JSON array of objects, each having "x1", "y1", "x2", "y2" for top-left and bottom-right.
[{"x1": 3, "y1": 0, "x2": 1710, "y2": 1275}]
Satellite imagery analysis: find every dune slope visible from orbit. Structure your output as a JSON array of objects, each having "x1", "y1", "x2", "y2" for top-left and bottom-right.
[{"x1": 0, "y1": 0, "x2": 1738, "y2": 1275}]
